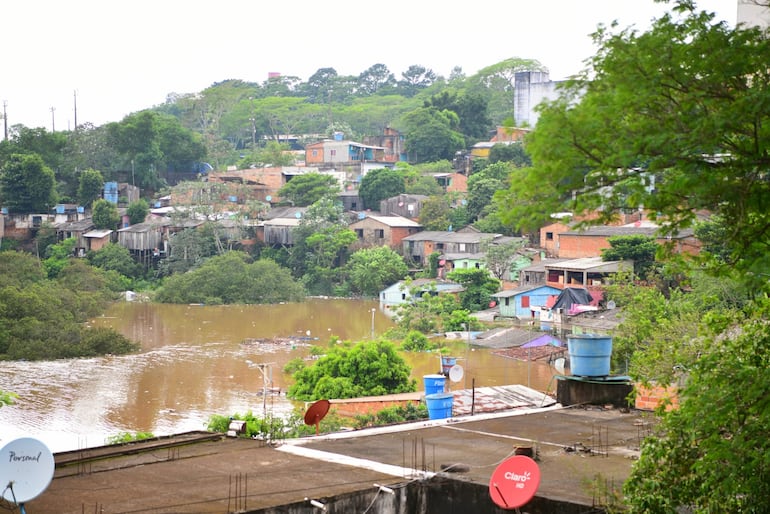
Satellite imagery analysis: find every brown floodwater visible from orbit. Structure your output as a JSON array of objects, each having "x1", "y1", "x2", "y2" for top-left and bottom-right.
[{"x1": 0, "y1": 298, "x2": 556, "y2": 453}]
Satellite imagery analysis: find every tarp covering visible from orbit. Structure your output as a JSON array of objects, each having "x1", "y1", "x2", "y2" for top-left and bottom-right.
[
  {"x1": 552, "y1": 287, "x2": 594, "y2": 312},
  {"x1": 521, "y1": 334, "x2": 563, "y2": 348}
]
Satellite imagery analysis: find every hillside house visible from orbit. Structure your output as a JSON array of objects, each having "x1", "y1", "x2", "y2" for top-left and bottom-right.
[
  {"x1": 543, "y1": 257, "x2": 632, "y2": 289},
  {"x1": 82, "y1": 229, "x2": 113, "y2": 253},
  {"x1": 520, "y1": 259, "x2": 569, "y2": 288},
  {"x1": 379, "y1": 194, "x2": 427, "y2": 220},
  {"x1": 493, "y1": 285, "x2": 563, "y2": 319},
  {"x1": 259, "y1": 216, "x2": 302, "y2": 246},
  {"x1": 117, "y1": 220, "x2": 171, "y2": 265},
  {"x1": 348, "y1": 214, "x2": 422, "y2": 249},
  {"x1": 362, "y1": 127, "x2": 406, "y2": 163},
  {"x1": 305, "y1": 138, "x2": 386, "y2": 166},
  {"x1": 402, "y1": 229, "x2": 519, "y2": 268},
  {"x1": 556, "y1": 222, "x2": 700, "y2": 259},
  {"x1": 56, "y1": 219, "x2": 96, "y2": 257},
  {"x1": 430, "y1": 172, "x2": 467, "y2": 193}
]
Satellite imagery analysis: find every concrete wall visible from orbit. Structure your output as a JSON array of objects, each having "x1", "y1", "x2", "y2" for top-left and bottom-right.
[{"x1": 247, "y1": 475, "x2": 607, "y2": 514}]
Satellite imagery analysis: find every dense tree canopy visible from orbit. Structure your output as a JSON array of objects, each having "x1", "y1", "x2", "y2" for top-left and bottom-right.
[
  {"x1": 499, "y1": 5, "x2": 770, "y2": 282},
  {"x1": 0, "y1": 250, "x2": 137, "y2": 360},
  {"x1": 154, "y1": 252, "x2": 305, "y2": 304},
  {"x1": 287, "y1": 340, "x2": 416, "y2": 401},
  {"x1": 0, "y1": 153, "x2": 57, "y2": 213},
  {"x1": 624, "y1": 296, "x2": 770, "y2": 513},
  {"x1": 344, "y1": 246, "x2": 409, "y2": 297},
  {"x1": 277, "y1": 173, "x2": 339, "y2": 206},
  {"x1": 358, "y1": 168, "x2": 405, "y2": 210}
]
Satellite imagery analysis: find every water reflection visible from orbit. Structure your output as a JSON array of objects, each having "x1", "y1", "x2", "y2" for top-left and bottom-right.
[{"x1": 0, "y1": 299, "x2": 556, "y2": 453}]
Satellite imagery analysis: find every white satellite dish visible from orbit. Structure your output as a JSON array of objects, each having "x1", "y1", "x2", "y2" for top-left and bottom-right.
[
  {"x1": 448, "y1": 364, "x2": 464, "y2": 383},
  {"x1": 554, "y1": 358, "x2": 566, "y2": 375},
  {"x1": 606, "y1": 300, "x2": 616, "y2": 310},
  {"x1": 0, "y1": 437, "x2": 55, "y2": 504}
]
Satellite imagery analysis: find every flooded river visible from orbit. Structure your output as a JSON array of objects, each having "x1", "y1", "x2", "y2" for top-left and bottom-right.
[{"x1": 0, "y1": 298, "x2": 556, "y2": 453}]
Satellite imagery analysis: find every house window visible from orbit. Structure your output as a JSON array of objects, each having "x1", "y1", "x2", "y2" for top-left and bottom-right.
[
  {"x1": 355, "y1": 229, "x2": 363, "y2": 238},
  {"x1": 375, "y1": 229, "x2": 384, "y2": 238},
  {"x1": 312, "y1": 150, "x2": 318, "y2": 157},
  {"x1": 437, "y1": 243, "x2": 444, "y2": 250},
  {"x1": 330, "y1": 149, "x2": 336, "y2": 157},
  {"x1": 351, "y1": 202, "x2": 357, "y2": 210},
  {"x1": 522, "y1": 296, "x2": 530, "y2": 308},
  {"x1": 475, "y1": 262, "x2": 480, "y2": 269},
  {"x1": 459, "y1": 243, "x2": 466, "y2": 252},
  {"x1": 546, "y1": 232, "x2": 554, "y2": 241}
]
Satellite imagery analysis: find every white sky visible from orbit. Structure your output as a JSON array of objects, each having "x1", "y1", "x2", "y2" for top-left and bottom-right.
[{"x1": 2, "y1": 0, "x2": 737, "y2": 131}]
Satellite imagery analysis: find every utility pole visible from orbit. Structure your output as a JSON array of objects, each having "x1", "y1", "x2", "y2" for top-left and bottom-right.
[
  {"x1": 2, "y1": 100, "x2": 7, "y2": 140},
  {"x1": 50, "y1": 106, "x2": 56, "y2": 132},
  {"x1": 73, "y1": 90, "x2": 78, "y2": 131}
]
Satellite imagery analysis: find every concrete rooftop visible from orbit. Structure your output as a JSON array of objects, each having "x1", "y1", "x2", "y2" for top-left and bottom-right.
[{"x1": 24, "y1": 388, "x2": 654, "y2": 513}]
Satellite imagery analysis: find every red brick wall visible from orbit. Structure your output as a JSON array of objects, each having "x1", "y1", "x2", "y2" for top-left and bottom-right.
[
  {"x1": 330, "y1": 399, "x2": 421, "y2": 418},
  {"x1": 635, "y1": 384, "x2": 679, "y2": 411},
  {"x1": 558, "y1": 235, "x2": 611, "y2": 259}
]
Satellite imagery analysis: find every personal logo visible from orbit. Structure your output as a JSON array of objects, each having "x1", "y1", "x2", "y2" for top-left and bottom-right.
[{"x1": 488, "y1": 454, "x2": 541, "y2": 509}]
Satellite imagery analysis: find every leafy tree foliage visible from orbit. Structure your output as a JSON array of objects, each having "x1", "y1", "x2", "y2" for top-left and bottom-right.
[
  {"x1": 393, "y1": 285, "x2": 466, "y2": 334},
  {"x1": 126, "y1": 198, "x2": 150, "y2": 225},
  {"x1": 278, "y1": 173, "x2": 339, "y2": 206},
  {"x1": 358, "y1": 167, "x2": 405, "y2": 210},
  {"x1": 0, "y1": 153, "x2": 57, "y2": 213},
  {"x1": 446, "y1": 268, "x2": 500, "y2": 312},
  {"x1": 0, "y1": 250, "x2": 137, "y2": 361},
  {"x1": 77, "y1": 168, "x2": 105, "y2": 207},
  {"x1": 401, "y1": 107, "x2": 465, "y2": 163},
  {"x1": 357, "y1": 64, "x2": 396, "y2": 95},
  {"x1": 482, "y1": 237, "x2": 526, "y2": 280},
  {"x1": 624, "y1": 296, "x2": 770, "y2": 513},
  {"x1": 344, "y1": 246, "x2": 408, "y2": 297},
  {"x1": 154, "y1": 252, "x2": 305, "y2": 304},
  {"x1": 488, "y1": 141, "x2": 531, "y2": 166},
  {"x1": 499, "y1": 7, "x2": 770, "y2": 282},
  {"x1": 88, "y1": 243, "x2": 142, "y2": 279},
  {"x1": 398, "y1": 65, "x2": 438, "y2": 98},
  {"x1": 601, "y1": 235, "x2": 660, "y2": 280},
  {"x1": 91, "y1": 199, "x2": 120, "y2": 230},
  {"x1": 418, "y1": 196, "x2": 453, "y2": 231},
  {"x1": 287, "y1": 340, "x2": 416, "y2": 401},
  {"x1": 106, "y1": 111, "x2": 205, "y2": 190}
]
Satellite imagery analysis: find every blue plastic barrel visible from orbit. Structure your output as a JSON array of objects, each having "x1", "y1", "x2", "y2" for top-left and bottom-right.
[
  {"x1": 423, "y1": 374, "x2": 446, "y2": 395},
  {"x1": 425, "y1": 392, "x2": 453, "y2": 419},
  {"x1": 567, "y1": 334, "x2": 613, "y2": 376}
]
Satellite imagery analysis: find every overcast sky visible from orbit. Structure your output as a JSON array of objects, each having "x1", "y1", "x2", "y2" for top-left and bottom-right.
[{"x1": 2, "y1": 0, "x2": 737, "y2": 131}]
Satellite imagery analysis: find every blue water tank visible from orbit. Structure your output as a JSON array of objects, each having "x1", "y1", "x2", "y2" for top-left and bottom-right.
[{"x1": 567, "y1": 334, "x2": 613, "y2": 377}]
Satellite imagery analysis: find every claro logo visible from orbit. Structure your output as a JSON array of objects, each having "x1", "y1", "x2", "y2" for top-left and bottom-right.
[{"x1": 504, "y1": 470, "x2": 531, "y2": 488}]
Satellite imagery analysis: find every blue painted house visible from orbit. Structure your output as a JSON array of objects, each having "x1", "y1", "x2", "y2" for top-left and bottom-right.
[{"x1": 492, "y1": 285, "x2": 562, "y2": 319}]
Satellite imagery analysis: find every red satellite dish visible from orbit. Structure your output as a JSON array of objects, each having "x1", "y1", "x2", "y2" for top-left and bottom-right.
[
  {"x1": 488, "y1": 455, "x2": 541, "y2": 510},
  {"x1": 303, "y1": 399, "x2": 331, "y2": 435}
]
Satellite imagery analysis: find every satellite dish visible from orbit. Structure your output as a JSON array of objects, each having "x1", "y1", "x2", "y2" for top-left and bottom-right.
[
  {"x1": 265, "y1": 195, "x2": 272, "y2": 202},
  {"x1": 295, "y1": 212, "x2": 302, "y2": 219},
  {"x1": 554, "y1": 358, "x2": 566, "y2": 375},
  {"x1": 606, "y1": 300, "x2": 616, "y2": 310},
  {"x1": 0, "y1": 437, "x2": 55, "y2": 504},
  {"x1": 448, "y1": 364, "x2": 464, "y2": 383},
  {"x1": 489, "y1": 455, "x2": 541, "y2": 510},
  {"x1": 358, "y1": 212, "x2": 366, "y2": 219},
  {"x1": 304, "y1": 399, "x2": 331, "y2": 436}
]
